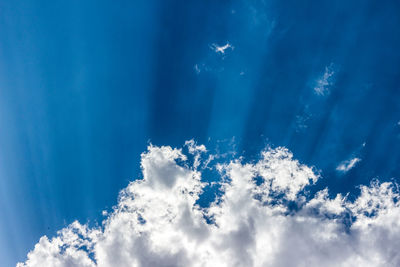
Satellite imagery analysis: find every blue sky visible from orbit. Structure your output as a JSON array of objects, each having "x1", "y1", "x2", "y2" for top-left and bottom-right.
[{"x1": 1, "y1": 0, "x2": 400, "y2": 266}]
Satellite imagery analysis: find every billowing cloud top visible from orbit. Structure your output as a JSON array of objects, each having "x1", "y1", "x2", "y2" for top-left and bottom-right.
[{"x1": 18, "y1": 142, "x2": 400, "y2": 267}]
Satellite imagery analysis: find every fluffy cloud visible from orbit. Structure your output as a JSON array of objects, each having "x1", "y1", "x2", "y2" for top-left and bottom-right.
[{"x1": 18, "y1": 142, "x2": 400, "y2": 267}]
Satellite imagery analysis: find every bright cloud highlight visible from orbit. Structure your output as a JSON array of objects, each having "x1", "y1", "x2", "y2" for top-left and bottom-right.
[{"x1": 18, "y1": 142, "x2": 400, "y2": 267}]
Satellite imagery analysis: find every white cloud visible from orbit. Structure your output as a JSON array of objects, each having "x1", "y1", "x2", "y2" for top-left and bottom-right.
[
  {"x1": 18, "y1": 143, "x2": 400, "y2": 267},
  {"x1": 314, "y1": 64, "x2": 335, "y2": 95},
  {"x1": 185, "y1": 139, "x2": 207, "y2": 169},
  {"x1": 336, "y1": 157, "x2": 361, "y2": 173},
  {"x1": 210, "y1": 42, "x2": 234, "y2": 54}
]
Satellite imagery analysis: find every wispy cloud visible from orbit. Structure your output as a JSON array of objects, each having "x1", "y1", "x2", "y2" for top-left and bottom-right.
[
  {"x1": 210, "y1": 42, "x2": 234, "y2": 54},
  {"x1": 18, "y1": 143, "x2": 400, "y2": 267},
  {"x1": 193, "y1": 64, "x2": 201, "y2": 74},
  {"x1": 336, "y1": 157, "x2": 361, "y2": 172},
  {"x1": 314, "y1": 64, "x2": 335, "y2": 95},
  {"x1": 295, "y1": 106, "x2": 312, "y2": 133}
]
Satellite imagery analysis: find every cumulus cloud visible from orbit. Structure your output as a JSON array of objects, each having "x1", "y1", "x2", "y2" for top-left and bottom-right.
[
  {"x1": 314, "y1": 64, "x2": 335, "y2": 95},
  {"x1": 336, "y1": 157, "x2": 361, "y2": 173},
  {"x1": 18, "y1": 142, "x2": 400, "y2": 267}
]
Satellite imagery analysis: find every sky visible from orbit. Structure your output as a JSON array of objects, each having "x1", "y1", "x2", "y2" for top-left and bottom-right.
[{"x1": 1, "y1": 0, "x2": 400, "y2": 266}]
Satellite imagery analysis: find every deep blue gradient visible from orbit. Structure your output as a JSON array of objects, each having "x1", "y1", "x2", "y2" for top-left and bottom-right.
[{"x1": 1, "y1": 0, "x2": 400, "y2": 265}]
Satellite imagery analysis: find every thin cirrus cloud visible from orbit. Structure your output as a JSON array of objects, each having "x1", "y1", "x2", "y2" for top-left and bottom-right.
[
  {"x1": 336, "y1": 157, "x2": 361, "y2": 173},
  {"x1": 314, "y1": 64, "x2": 335, "y2": 96},
  {"x1": 18, "y1": 141, "x2": 400, "y2": 267}
]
